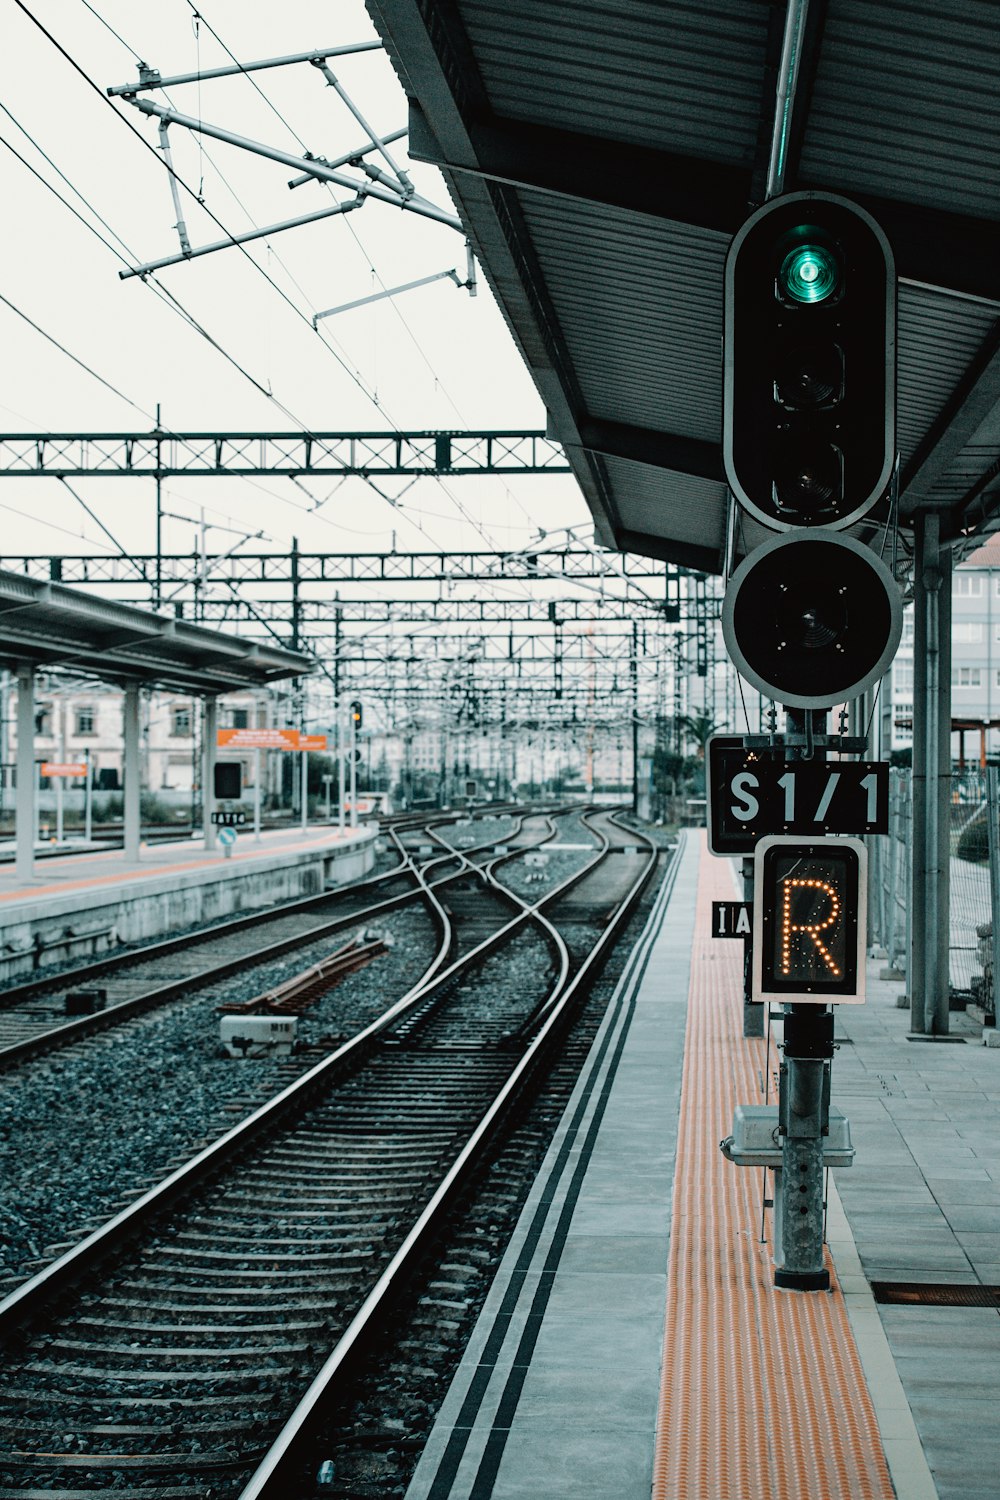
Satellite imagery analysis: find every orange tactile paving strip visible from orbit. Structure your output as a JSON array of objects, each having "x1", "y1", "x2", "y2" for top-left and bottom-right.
[{"x1": 652, "y1": 834, "x2": 895, "y2": 1500}]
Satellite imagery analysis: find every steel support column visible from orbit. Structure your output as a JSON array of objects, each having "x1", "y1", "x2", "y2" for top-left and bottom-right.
[
  {"x1": 203, "y1": 697, "x2": 218, "y2": 852},
  {"x1": 122, "y1": 682, "x2": 141, "y2": 863},
  {"x1": 15, "y1": 664, "x2": 35, "y2": 884},
  {"x1": 911, "y1": 513, "x2": 952, "y2": 1034}
]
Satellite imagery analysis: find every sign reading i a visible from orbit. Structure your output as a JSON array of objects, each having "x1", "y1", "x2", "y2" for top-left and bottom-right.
[{"x1": 711, "y1": 901, "x2": 753, "y2": 939}]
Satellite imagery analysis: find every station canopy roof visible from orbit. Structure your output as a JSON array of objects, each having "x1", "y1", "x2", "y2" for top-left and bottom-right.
[
  {"x1": 368, "y1": 0, "x2": 1000, "y2": 574},
  {"x1": 0, "y1": 569, "x2": 312, "y2": 694}
]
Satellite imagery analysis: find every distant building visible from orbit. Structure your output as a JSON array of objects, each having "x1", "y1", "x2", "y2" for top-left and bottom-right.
[
  {"x1": 1, "y1": 679, "x2": 269, "y2": 795},
  {"x1": 890, "y1": 534, "x2": 1000, "y2": 763}
]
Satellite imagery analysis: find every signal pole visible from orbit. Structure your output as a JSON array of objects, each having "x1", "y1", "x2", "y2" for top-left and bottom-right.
[{"x1": 776, "y1": 707, "x2": 833, "y2": 1291}]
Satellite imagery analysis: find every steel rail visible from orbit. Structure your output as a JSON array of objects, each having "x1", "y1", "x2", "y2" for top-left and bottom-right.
[
  {"x1": 0, "y1": 813, "x2": 635, "y2": 1343},
  {"x1": 0, "y1": 802, "x2": 536, "y2": 1009},
  {"x1": 0, "y1": 810, "x2": 539, "y2": 1068},
  {"x1": 239, "y1": 812, "x2": 661, "y2": 1498}
]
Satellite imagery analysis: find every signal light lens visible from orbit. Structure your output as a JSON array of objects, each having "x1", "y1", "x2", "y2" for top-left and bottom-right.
[
  {"x1": 774, "y1": 343, "x2": 843, "y2": 408},
  {"x1": 776, "y1": 589, "x2": 844, "y2": 653},
  {"x1": 779, "y1": 242, "x2": 840, "y2": 304},
  {"x1": 772, "y1": 440, "x2": 843, "y2": 517}
]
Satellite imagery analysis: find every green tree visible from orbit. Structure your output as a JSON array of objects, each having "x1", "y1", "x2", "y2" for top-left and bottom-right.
[{"x1": 678, "y1": 712, "x2": 725, "y2": 757}]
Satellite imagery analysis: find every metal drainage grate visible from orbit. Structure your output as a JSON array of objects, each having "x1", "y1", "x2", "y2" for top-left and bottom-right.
[{"x1": 871, "y1": 1282, "x2": 1000, "y2": 1308}]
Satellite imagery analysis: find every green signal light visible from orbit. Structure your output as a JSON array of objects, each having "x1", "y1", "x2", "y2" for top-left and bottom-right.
[{"x1": 779, "y1": 243, "x2": 840, "y2": 304}]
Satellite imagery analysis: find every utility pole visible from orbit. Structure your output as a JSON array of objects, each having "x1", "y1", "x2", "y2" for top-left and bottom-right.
[{"x1": 154, "y1": 402, "x2": 163, "y2": 612}]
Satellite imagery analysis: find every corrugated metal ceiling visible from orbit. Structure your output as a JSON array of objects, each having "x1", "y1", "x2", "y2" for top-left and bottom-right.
[
  {"x1": 461, "y1": 0, "x2": 768, "y2": 165},
  {"x1": 369, "y1": 0, "x2": 1000, "y2": 572},
  {"x1": 519, "y1": 194, "x2": 727, "y2": 443},
  {"x1": 800, "y1": 0, "x2": 1000, "y2": 220}
]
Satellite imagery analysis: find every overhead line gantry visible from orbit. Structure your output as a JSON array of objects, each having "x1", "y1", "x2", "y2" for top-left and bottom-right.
[{"x1": 0, "y1": 431, "x2": 569, "y2": 478}]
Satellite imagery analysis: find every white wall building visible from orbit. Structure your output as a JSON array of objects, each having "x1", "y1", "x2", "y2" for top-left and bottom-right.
[
  {"x1": 889, "y1": 534, "x2": 1000, "y2": 764},
  {"x1": 1, "y1": 679, "x2": 270, "y2": 797}
]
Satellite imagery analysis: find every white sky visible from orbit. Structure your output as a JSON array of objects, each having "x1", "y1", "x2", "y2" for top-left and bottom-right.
[{"x1": 0, "y1": 0, "x2": 590, "y2": 564}]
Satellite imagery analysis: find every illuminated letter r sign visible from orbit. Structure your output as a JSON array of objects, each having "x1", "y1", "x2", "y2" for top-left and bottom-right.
[{"x1": 753, "y1": 836, "x2": 867, "y2": 1004}]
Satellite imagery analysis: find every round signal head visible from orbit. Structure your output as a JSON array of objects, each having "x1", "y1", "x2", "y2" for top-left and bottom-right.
[{"x1": 722, "y1": 530, "x2": 903, "y2": 710}]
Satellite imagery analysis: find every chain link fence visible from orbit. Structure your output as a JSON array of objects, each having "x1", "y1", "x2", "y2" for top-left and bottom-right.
[
  {"x1": 869, "y1": 767, "x2": 998, "y2": 1016},
  {"x1": 869, "y1": 769, "x2": 911, "y2": 980}
]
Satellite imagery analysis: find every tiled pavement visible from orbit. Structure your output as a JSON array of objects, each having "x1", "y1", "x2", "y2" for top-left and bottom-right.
[{"x1": 834, "y1": 967, "x2": 1000, "y2": 1500}]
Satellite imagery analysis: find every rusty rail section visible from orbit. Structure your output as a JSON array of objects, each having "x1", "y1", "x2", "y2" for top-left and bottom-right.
[{"x1": 217, "y1": 936, "x2": 388, "y2": 1018}]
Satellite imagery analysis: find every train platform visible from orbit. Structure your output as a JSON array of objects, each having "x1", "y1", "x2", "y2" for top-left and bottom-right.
[
  {"x1": 0, "y1": 823, "x2": 376, "y2": 984},
  {"x1": 407, "y1": 830, "x2": 998, "y2": 1500}
]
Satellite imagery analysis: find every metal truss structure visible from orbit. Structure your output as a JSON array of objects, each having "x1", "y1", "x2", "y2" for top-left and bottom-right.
[
  {"x1": 0, "y1": 431, "x2": 569, "y2": 479},
  {"x1": 1, "y1": 546, "x2": 729, "y2": 741},
  {"x1": 34, "y1": 548, "x2": 662, "y2": 585}
]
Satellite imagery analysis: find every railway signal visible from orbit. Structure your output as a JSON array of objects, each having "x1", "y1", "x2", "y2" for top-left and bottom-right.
[
  {"x1": 723, "y1": 190, "x2": 895, "y2": 533},
  {"x1": 719, "y1": 192, "x2": 897, "y2": 1292},
  {"x1": 721, "y1": 529, "x2": 902, "y2": 710},
  {"x1": 213, "y1": 761, "x2": 242, "y2": 800},
  {"x1": 350, "y1": 700, "x2": 363, "y2": 729}
]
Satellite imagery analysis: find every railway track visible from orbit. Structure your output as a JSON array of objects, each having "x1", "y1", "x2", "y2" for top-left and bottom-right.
[
  {"x1": 0, "y1": 810, "x2": 540, "y2": 1067},
  {"x1": 0, "y1": 811, "x2": 663, "y2": 1499},
  {"x1": 0, "y1": 813, "x2": 589, "y2": 1297}
]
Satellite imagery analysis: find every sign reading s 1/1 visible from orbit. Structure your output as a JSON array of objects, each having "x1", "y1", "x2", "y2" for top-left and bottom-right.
[
  {"x1": 752, "y1": 836, "x2": 867, "y2": 1005},
  {"x1": 707, "y1": 736, "x2": 888, "y2": 855}
]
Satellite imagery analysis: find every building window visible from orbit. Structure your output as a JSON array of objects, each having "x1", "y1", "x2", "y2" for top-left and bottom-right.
[
  {"x1": 34, "y1": 703, "x2": 52, "y2": 735},
  {"x1": 955, "y1": 574, "x2": 984, "y2": 596},
  {"x1": 953, "y1": 667, "x2": 982, "y2": 688},
  {"x1": 231, "y1": 708, "x2": 249, "y2": 729},
  {"x1": 901, "y1": 615, "x2": 915, "y2": 644},
  {"x1": 76, "y1": 707, "x2": 95, "y2": 735},
  {"x1": 171, "y1": 705, "x2": 192, "y2": 737},
  {"x1": 954, "y1": 621, "x2": 985, "y2": 644},
  {"x1": 893, "y1": 663, "x2": 914, "y2": 691}
]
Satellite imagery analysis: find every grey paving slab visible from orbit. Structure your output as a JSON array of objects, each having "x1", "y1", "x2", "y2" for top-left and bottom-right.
[{"x1": 833, "y1": 960, "x2": 1000, "y2": 1500}]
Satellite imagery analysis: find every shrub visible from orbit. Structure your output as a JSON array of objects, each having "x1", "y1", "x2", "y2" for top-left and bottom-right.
[{"x1": 957, "y1": 809, "x2": 990, "y2": 863}]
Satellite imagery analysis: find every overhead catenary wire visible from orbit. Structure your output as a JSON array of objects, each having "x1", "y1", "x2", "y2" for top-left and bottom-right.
[
  {"x1": 12, "y1": 0, "x2": 392, "y2": 422},
  {"x1": 174, "y1": 0, "x2": 537, "y2": 536},
  {"x1": 0, "y1": 82, "x2": 406, "y2": 546},
  {"x1": 0, "y1": 289, "x2": 152, "y2": 421},
  {"x1": 17, "y1": 0, "x2": 529, "y2": 564},
  {"x1": 56, "y1": 476, "x2": 145, "y2": 581},
  {"x1": 7, "y1": 0, "x2": 623, "y2": 700}
]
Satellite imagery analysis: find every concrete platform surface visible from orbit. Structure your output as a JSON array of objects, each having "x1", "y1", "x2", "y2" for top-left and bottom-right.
[
  {"x1": 0, "y1": 822, "x2": 372, "y2": 908},
  {"x1": 0, "y1": 823, "x2": 377, "y2": 981}
]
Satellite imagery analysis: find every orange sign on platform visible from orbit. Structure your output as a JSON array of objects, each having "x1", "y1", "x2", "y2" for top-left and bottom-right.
[
  {"x1": 217, "y1": 727, "x2": 300, "y2": 751},
  {"x1": 41, "y1": 762, "x2": 87, "y2": 777},
  {"x1": 298, "y1": 734, "x2": 328, "y2": 753}
]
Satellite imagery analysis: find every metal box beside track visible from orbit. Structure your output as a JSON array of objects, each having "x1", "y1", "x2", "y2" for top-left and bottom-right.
[{"x1": 219, "y1": 1015, "x2": 297, "y2": 1058}]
